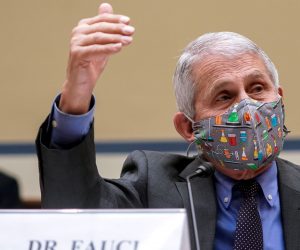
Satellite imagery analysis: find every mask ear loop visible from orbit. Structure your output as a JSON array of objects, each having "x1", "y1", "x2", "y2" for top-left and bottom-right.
[
  {"x1": 186, "y1": 139, "x2": 208, "y2": 159},
  {"x1": 186, "y1": 140, "x2": 196, "y2": 158},
  {"x1": 184, "y1": 113, "x2": 203, "y2": 158},
  {"x1": 184, "y1": 113, "x2": 216, "y2": 160}
]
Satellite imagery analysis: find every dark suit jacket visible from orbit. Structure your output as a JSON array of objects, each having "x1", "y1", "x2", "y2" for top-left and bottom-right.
[{"x1": 37, "y1": 121, "x2": 300, "y2": 250}]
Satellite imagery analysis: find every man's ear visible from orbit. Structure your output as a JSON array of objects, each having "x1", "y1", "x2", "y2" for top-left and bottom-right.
[
  {"x1": 278, "y1": 86, "x2": 284, "y2": 97},
  {"x1": 173, "y1": 112, "x2": 194, "y2": 142}
]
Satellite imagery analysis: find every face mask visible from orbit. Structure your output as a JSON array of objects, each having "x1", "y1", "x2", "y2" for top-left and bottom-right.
[{"x1": 187, "y1": 98, "x2": 288, "y2": 171}]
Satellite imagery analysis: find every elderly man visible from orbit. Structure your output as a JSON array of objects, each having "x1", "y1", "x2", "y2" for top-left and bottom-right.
[{"x1": 37, "y1": 3, "x2": 300, "y2": 250}]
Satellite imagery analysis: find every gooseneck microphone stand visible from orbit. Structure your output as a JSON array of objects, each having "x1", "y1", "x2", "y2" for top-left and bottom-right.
[{"x1": 186, "y1": 162, "x2": 214, "y2": 250}]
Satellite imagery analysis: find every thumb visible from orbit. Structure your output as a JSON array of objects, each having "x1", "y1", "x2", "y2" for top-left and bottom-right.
[{"x1": 98, "y1": 3, "x2": 113, "y2": 14}]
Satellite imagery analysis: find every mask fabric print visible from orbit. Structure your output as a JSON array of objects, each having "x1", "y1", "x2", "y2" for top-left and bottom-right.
[{"x1": 190, "y1": 98, "x2": 288, "y2": 171}]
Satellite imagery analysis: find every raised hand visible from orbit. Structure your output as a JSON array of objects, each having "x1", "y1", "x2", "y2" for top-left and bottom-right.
[{"x1": 59, "y1": 3, "x2": 135, "y2": 114}]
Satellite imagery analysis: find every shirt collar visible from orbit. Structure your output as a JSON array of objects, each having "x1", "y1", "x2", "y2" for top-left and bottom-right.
[
  {"x1": 214, "y1": 161, "x2": 278, "y2": 209},
  {"x1": 255, "y1": 161, "x2": 278, "y2": 207}
]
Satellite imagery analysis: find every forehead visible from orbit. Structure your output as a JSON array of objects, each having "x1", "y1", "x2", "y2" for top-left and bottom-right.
[{"x1": 192, "y1": 53, "x2": 272, "y2": 90}]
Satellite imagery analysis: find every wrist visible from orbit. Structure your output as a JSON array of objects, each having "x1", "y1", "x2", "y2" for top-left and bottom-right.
[{"x1": 60, "y1": 81, "x2": 93, "y2": 114}]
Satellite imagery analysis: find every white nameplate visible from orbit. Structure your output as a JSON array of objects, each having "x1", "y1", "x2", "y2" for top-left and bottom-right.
[{"x1": 0, "y1": 209, "x2": 190, "y2": 250}]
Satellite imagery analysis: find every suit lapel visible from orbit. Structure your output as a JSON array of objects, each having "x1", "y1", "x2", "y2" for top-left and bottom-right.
[
  {"x1": 277, "y1": 158, "x2": 300, "y2": 250},
  {"x1": 175, "y1": 158, "x2": 216, "y2": 250}
]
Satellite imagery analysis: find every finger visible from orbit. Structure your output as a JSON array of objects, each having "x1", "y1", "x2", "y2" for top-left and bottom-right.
[
  {"x1": 78, "y1": 14, "x2": 130, "y2": 26},
  {"x1": 77, "y1": 43, "x2": 123, "y2": 59},
  {"x1": 74, "y1": 22, "x2": 135, "y2": 36},
  {"x1": 77, "y1": 33, "x2": 133, "y2": 46},
  {"x1": 98, "y1": 3, "x2": 113, "y2": 15}
]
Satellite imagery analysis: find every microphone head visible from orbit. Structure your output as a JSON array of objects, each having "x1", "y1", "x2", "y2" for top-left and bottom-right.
[{"x1": 197, "y1": 161, "x2": 215, "y2": 177}]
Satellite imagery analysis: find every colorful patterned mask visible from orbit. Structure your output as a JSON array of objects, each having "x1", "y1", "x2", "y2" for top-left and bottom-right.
[{"x1": 189, "y1": 98, "x2": 287, "y2": 171}]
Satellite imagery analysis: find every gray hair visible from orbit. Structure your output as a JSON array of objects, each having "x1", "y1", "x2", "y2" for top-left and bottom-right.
[{"x1": 173, "y1": 32, "x2": 279, "y2": 118}]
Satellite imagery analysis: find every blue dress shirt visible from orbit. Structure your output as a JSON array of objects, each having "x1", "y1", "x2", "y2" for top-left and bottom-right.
[
  {"x1": 50, "y1": 95, "x2": 285, "y2": 249},
  {"x1": 214, "y1": 163, "x2": 285, "y2": 250},
  {"x1": 50, "y1": 95, "x2": 95, "y2": 147}
]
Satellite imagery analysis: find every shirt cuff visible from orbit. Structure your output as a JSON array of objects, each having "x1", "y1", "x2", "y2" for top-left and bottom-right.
[{"x1": 50, "y1": 94, "x2": 95, "y2": 148}]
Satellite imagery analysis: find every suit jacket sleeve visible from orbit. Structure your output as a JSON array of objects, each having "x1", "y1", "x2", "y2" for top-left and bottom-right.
[{"x1": 36, "y1": 117, "x2": 148, "y2": 209}]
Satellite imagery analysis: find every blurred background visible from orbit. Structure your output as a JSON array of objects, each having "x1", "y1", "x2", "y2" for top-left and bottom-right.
[{"x1": 0, "y1": 0, "x2": 299, "y2": 206}]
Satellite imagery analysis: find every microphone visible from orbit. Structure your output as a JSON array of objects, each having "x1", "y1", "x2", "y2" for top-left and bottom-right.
[{"x1": 186, "y1": 161, "x2": 214, "y2": 250}]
